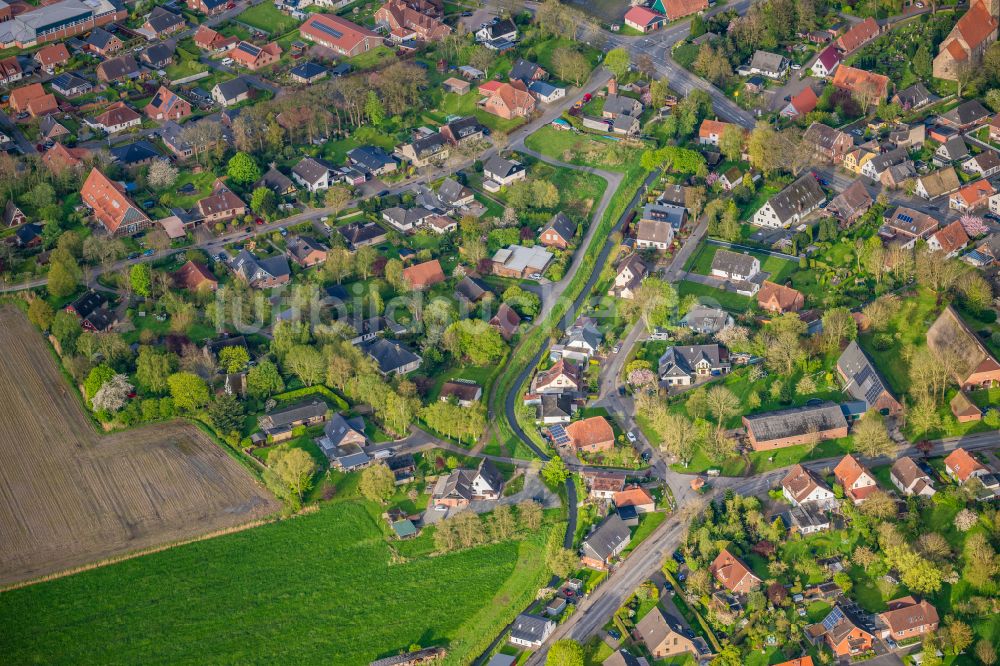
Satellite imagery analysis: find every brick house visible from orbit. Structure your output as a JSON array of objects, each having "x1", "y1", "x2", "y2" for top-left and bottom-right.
[
  {"x1": 144, "y1": 86, "x2": 191, "y2": 122},
  {"x1": 757, "y1": 281, "x2": 804, "y2": 313},
  {"x1": 709, "y1": 549, "x2": 761, "y2": 594},
  {"x1": 834, "y1": 454, "x2": 878, "y2": 504},
  {"x1": 80, "y1": 167, "x2": 150, "y2": 237},
  {"x1": 878, "y1": 597, "x2": 939, "y2": 642},
  {"x1": 927, "y1": 305, "x2": 1000, "y2": 389},
  {"x1": 565, "y1": 416, "x2": 615, "y2": 453}
]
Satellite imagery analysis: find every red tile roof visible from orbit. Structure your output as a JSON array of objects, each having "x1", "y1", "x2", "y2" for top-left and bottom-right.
[
  {"x1": 300, "y1": 13, "x2": 378, "y2": 52},
  {"x1": 837, "y1": 17, "x2": 879, "y2": 53},
  {"x1": 565, "y1": 416, "x2": 614, "y2": 450},
  {"x1": 658, "y1": 0, "x2": 708, "y2": 20},
  {"x1": 832, "y1": 65, "x2": 889, "y2": 100},
  {"x1": 931, "y1": 219, "x2": 969, "y2": 255},
  {"x1": 402, "y1": 259, "x2": 445, "y2": 288},
  {"x1": 624, "y1": 6, "x2": 663, "y2": 26},
  {"x1": 613, "y1": 485, "x2": 654, "y2": 509},
  {"x1": 173, "y1": 260, "x2": 218, "y2": 291},
  {"x1": 757, "y1": 281, "x2": 804, "y2": 312},
  {"x1": 35, "y1": 43, "x2": 70, "y2": 68},
  {"x1": 788, "y1": 86, "x2": 819, "y2": 116},
  {"x1": 944, "y1": 447, "x2": 986, "y2": 482},
  {"x1": 710, "y1": 548, "x2": 760, "y2": 592},
  {"x1": 952, "y1": 180, "x2": 995, "y2": 207},
  {"x1": 951, "y1": 0, "x2": 999, "y2": 52},
  {"x1": 80, "y1": 168, "x2": 150, "y2": 235}
]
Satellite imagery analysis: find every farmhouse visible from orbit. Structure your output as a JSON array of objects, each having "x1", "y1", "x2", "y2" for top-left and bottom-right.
[
  {"x1": 743, "y1": 402, "x2": 848, "y2": 451},
  {"x1": 834, "y1": 454, "x2": 878, "y2": 504},
  {"x1": 580, "y1": 513, "x2": 631, "y2": 570},
  {"x1": 480, "y1": 80, "x2": 535, "y2": 120},
  {"x1": 890, "y1": 456, "x2": 936, "y2": 497},
  {"x1": 81, "y1": 168, "x2": 151, "y2": 237},
  {"x1": 300, "y1": 14, "x2": 380, "y2": 56},
  {"x1": 658, "y1": 344, "x2": 730, "y2": 386},
  {"x1": 710, "y1": 549, "x2": 761, "y2": 594},
  {"x1": 752, "y1": 173, "x2": 825, "y2": 228},
  {"x1": 781, "y1": 464, "x2": 836, "y2": 507},
  {"x1": 926, "y1": 306, "x2": 1000, "y2": 389},
  {"x1": 652, "y1": 0, "x2": 708, "y2": 21}
]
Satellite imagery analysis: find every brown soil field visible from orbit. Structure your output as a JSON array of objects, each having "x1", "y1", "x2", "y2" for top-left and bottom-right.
[{"x1": 0, "y1": 305, "x2": 280, "y2": 587}]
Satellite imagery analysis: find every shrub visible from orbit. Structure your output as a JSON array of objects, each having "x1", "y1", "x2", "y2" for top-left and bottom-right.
[{"x1": 872, "y1": 333, "x2": 893, "y2": 351}]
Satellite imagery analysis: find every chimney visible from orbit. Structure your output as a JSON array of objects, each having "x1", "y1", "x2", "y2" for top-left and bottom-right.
[{"x1": 608, "y1": 77, "x2": 618, "y2": 95}]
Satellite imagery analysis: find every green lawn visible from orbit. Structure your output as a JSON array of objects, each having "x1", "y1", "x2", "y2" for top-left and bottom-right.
[
  {"x1": 676, "y1": 280, "x2": 752, "y2": 312},
  {"x1": 0, "y1": 502, "x2": 554, "y2": 665},
  {"x1": 236, "y1": 2, "x2": 301, "y2": 34},
  {"x1": 430, "y1": 91, "x2": 526, "y2": 134},
  {"x1": 157, "y1": 170, "x2": 219, "y2": 210},
  {"x1": 164, "y1": 57, "x2": 209, "y2": 82},
  {"x1": 623, "y1": 511, "x2": 667, "y2": 555},
  {"x1": 857, "y1": 287, "x2": 941, "y2": 395},
  {"x1": 684, "y1": 243, "x2": 797, "y2": 285}
]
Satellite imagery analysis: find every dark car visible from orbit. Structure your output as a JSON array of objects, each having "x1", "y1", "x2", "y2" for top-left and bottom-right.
[
  {"x1": 672, "y1": 550, "x2": 685, "y2": 564},
  {"x1": 127, "y1": 252, "x2": 139, "y2": 260},
  {"x1": 142, "y1": 249, "x2": 155, "y2": 256}
]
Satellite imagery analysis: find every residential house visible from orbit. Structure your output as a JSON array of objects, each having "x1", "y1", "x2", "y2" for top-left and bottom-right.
[
  {"x1": 289, "y1": 61, "x2": 327, "y2": 85},
  {"x1": 258, "y1": 400, "x2": 328, "y2": 442},
  {"x1": 187, "y1": 0, "x2": 228, "y2": 15},
  {"x1": 744, "y1": 402, "x2": 848, "y2": 451},
  {"x1": 255, "y1": 166, "x2": 296, "y2": 197},
  {"x1": 890, "y1": 456, "x2": 936, "y2": 497},
  {"x1": 843, "y1": 147, "x2": 876, "y2": 175},
  {"x1": 9, "y1": 83, "x2": 56, "y2": 117},
  {"x1": 861, "y1": 147, "x2": 909, "y2": 181},
  {"x1": 889, "y1": 123, "x2": 925, "y2": 150},
  {"x1": 96, "y1": 55, "x2": 139, "y2": 83},
  {"x1": 489, "y1": 302, "x2": 521, "y2": 340},
  {"x1": 14, "y1": 223, "x2": 41, "y2": 248},
  {"x1": 757, "y1": 280, "x2": 804, "y2": 313},
  {"x1": 878, "y1": 598, "x2": 939, "y2": 642},
  {"x1": 475, "y1": 17, "x2": 517, "y2": 47},
  {"x1": 0, "y1": 56, "x2": 21, "y2": 86},
  {"x1": 836, "y1": 16, "x2": 879, "y2": 53},
  {"x1": 43, "y1": 142, "x2": 88, "y2": 173},
  {"x1": 381, "y1": 206, "x2": 431, "y2": 233},
  {"x1": 609, "y1": 253, "x2": 647, "y2": 300},
  {"x1": 831, "y1": 65, "x2": 890, "y2": 102},
  {"x1": 397, "y1": 131, "x2": 449, "y2": 167},
  {"x1": 944, "y1": 447, "x2": 988, "y2": 483},
  {"x1": 363, "y1": 338, "x2": 422, "y2": 376},
  {"x1": 810, "y1": 45, "x2": 841, "y2": 77},
  {"x1": 508, "y1": 614, "x2": 554, "y2": 649},
  {"x1": 432, "y1": 458, "x2": 504, "y2": 507},
  {"x1": 483, "y1": 155, "x2": 526, "y2": 186},
  {"x1": 624, "y1": 6, "x2": 666, "y2": 33},
  {"x1": 230, "y1": 250, "x2": 290, "y2": 289},
  {"x1": 85, "y1": 27, "x2": 121, "y2": 56},
  {"x1": 635, "y1": 218, "x2": 674, "y2": 251},
  {"x1": 881, "y1": 161, "x2": 916, "y2": 190},
  {"x1": 658, "y1": 344, "x2": 731, "y2": 386},
  {"x1": 613, "y1": 485, "x2": 655, "y2": 513},
  {"x1": 892, "y1": 83, "x2": 934, "y2": 110},
  {"x1": 481, "y1": 80, "x2": 535, "y2": 120},
  {"x1": 698, "y1": 118, "x2": 741, "y2": 146},
  {"x1": 491, "y1": 244, "x2": 552, "y2": 279},
  {"x1": 532, "y1": 358, "x2": 581, "y2": 394},
  {"x1": 781, "y1": 86, "x2": 819, "y2": 118},
  {"x1": 537, "y1": 393, "x2": 576, "y2": 424},
  {"x1": 439, "y1": 380, "x2": 482, "y2": 406},
  {"x1": 809, "y1": 603, "x2": 876, "y2": 657},
  {"x1": 144, "y1": 86, "x2": 191, "y2": 122},
  {"x1": 634, "y1": 607, "x2": 700, "y2": 660},
  {"x1": 837, "y1": 341, "x2": 902, "y2": 416},
  {"x1": 39, "y1": 115, "x2": 69, "y2": 142},
  {"x1": 789, "y1": 504, "x2": 832, "y2": 535},
  {"x1": 212, "y1": 77, "x2": 250, "y2": 107},
  {"x1": 49, "y1": 72, "x2": 91, "y2": 98},
  {"x1": 375, "y1": 0, "x2": 450, "y2": 42},
  {"x1": 197, "y1": 182, "x2": 246, "y2": 224},
  {"x1": 292, "y1": 157, "x2": 334, "y2": 192},
  {"x1": 935, "y1": 136, "x2": 970, "y2": 164},
  {"x1": 603, "y1": 93, "x2": 643, "y2": 121},
  {"x1": 991, "y1": 114, "x2": 1000, "y2": 143},
  {"x1": 580, "y1": 513, "x2": 631, "y2": 570},
  {"x1": 3, "y1": 201, "x2": 25, "y2": 227},
  {"x1": 880, "y1": 206, "x2": 939, "y2": 248},
  {"x1": 528, "y1": 80, "x2": 565, "y2": 104},
  {"x1": 551, "y1": 317, "x2": 602, "y2": 362},
  {"x1": 752, "y1": 173, "x2": 825, "y2": 228},
  {"x1": 347, "y1": 145, "x2": 397, "y2": 177},
  {"x1": 782, "y1": 463, "x2": 836, "y2": 507},
  {"x1": 827, "y1": 179, "x2": 873, "y2": 225},
  {"x1": 453, "y1": 275, "x2": 488, "y2": 303},
  {"x1": 952, "y1": 390, "x2": 984, "y2": 422},
  {"x1": 962, "y1": 232, "x2": 1000, "y2": 267},
  {"x1": 651, "y1": 0, "x2": 708, "y2": 21},
  {"x1": 927, "y1": 219, "x2": 970, "y2": 258},
  {"x1": 963, "y1": 150, "x2": 1000, "y2": 178},
  {"x1": 749, "y1": 50, "x2": 788, "y2": 78},
  {"x1": 144, "y1": 6, "x2": 185, "y2": 37},
  {"x1": 565, "y1": 416, "x2": 615, "y2": 453},
  {"x1": 681, "y1": 306, "x2": 732, "y2": 334},
  {"x1": 834, "y1": 454, "x2": 878, "y2": 504},
  {"x1": 710, "y1": 249, "x2": 760, "y2": 282},
  {"x1": 939, "y1": 99, "x2": 992, "y2": 130},
  {"x1": 173, "y1": 260, "x2": 218, "y2": 292},
  {"x1": 34, "y1": 43, "x2": 70, "y2": 72},
  {"x1": 603, "y1": 650, "x2": 643, "y2": 666},
  {"x1": 583, "y1": 471, "x2": 627, "y2": 500},
  {"x1": 93, "y1": 102, "x2": 141, "y2": 133},
  {"x1": 950, "y1": 180, "x2": 995, "y2": 212},
  {"x1": 435, "y1": 177, "x2": 473, "y2": 208},
  {"x1": 915, "y1": 167, "x2": 961, "y2": 199},
  {"x1": 641, "y1": 202, "x2": 686, "y2": 233},
  {"x1": 539, "y1": 211, "x2": 576, "y2": 249},
  {"x1": 928, "y1": 306, "x2": 1000, "y2": 388},
  {"x1": 80, "y1": 167, "x2": 150, "y2": 236},
  {"x1": 402, "y1": 259, "x2": 445, "y2": 290},
  {"x1": 141, "y1": 42, "x2": 174, "y2": 69},
  {"x1": 440, "y1": 116, "x2": 486, "y2": 145},
  {"x1": 286, "y1": 235, "x2": 328, "y2": 268},
  {"x1": 300, "y1": 14, "x2": 380, "y2": 56},
  {"x1": 229, "y1": 41, "x2": 281, "y2": 71},
  {"x1": 509, "y1": 58, "x2": 546, "y2": 84},
  {"x1": 65, "y1": 291, "x2": 117, "y2": 332},
  {"x1": 710, "y1": 549, "x2": 761, "y2": 594},
  {"x1": 110, "y1": 140, "x2": 160, "y2": 168},
  {"x1": 193, "y1": 25, "x2": 235, "y2": 51}
]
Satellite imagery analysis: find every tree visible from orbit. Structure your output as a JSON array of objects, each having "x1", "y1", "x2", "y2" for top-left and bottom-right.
[
  {"x1": 364, "y1": 90, "x2": 385, "y2": 126},
  {"x1": 359, "y1": 462, "x2": 396, "y2": 503},
  {"x1": 246, "y1": 360, "x2": 284, "y2": 399},
  {"x1": 47, "y1": 249, "x2": 81, "y2": 299},
  {"x1": 324, "y1": 185, "x2": 351, "y2": 212},
  {"x1": 91, "y1": 374, "x2": 133, "y2": 413},
  {"x1": 650, "y1": 78, "x2": 671, "y2": 108},
  {"x1": 954, "y1": 508, "x2": 978, "y2": 532},
  {"x1": 853, "y1": 410, "x2": 895, "y2": 458},
  {"x1": 227, "y1": 152, "x2": 261, "y2": 186},
  {"x1": 84, "y1": 364, "x2": 115, "y2": 402},
  {"x1": 542, "y1": 456, "x2": 569, "y2": 486},
  {"x1": 604, "y1": 48, "x2": 631, "y2": 79},
  {"x1": 706, "y1": 385, "x2": 740, "y2": 432},
  {"x1": 167, "y1": 372, "x2": 210, "y2": 412},
  {"x1": 271, "y1": 446, "x2": 317, "y2": 500},
  {"x1": 355, "y1": 246, "x2": 377, "y2": 280},
  {"x1": 130, "y1": 263, "x2": 152, "y2": 297},
  {"x1": 147, "y1": 159, "x2": 178, "y2": 189},
  {"x1": 284, "y1": 344, "x2": 325, "y2": 386},
  {"x1": 547, "y1": 547, "x2": 579, "y2": 578},
  {"x1": 659, "y1": 413, "x2": 698, "y2": 466},
  {"x1": 207, "y1": 392, "x2": 244, "y2": 433},
  {"x1": 946, "y1": 620, "x2": 974, "y2": 655},
  {"x1": 502, "y1": 285, "x2": 541, "y2": 317},
  {"x1": 136, "y1": 347, "x2": 175, "y2": 394},
  {"x1": 859, "y1": 490, "x2": 897, "y2": 520},
  {"x1": 27, "y1": 298, "x2": 54, "y2": 330},
  {"x1": 217, "y1": 346, "x2": 250, "y2": 373},
  {"x1": 821, "y1": 307, "x2": 857, "y2": 353},
  {"x1": 546, "y1": 640, "x2": 584, "y2": 666},
  {"x1": 384, "y1": 258, "x2": 405, "y2": 292},
  {"x1": 517, "y1": 499, "x2": 542, "y2": 531},
  {"x1": 551, "y1": 46, "x2": 590, "y2": 85},
  {"x1": 976, "y1": 639, "x2": 997, "y2": 665},
  {"x1": 250, "y1": 187, "x2": 276, "y2": 218},
  {"x1": 719, "y1": 125, "x2": 745, "y2": 163},
  {"x1": 747, "y1": 122, "x2": 784, "y2": 175}
]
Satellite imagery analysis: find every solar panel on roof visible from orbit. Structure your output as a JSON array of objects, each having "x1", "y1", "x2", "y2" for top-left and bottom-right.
[
  {"x1": 548, "y1": 424, "x2": 569, "y2": 445},
  {"x1": 855, "y1": 365, "x2": 874, "y2": 387},
  {"x1": 864, "y1": 384, "x2": 882, "y2": 405},
  {"x1": 238, "y1": 42, "x2": 260, "y2": 56},
  {"x1": 822, "y1": 606, "x2": 845, "y2": 631},
  {"x1": 311, "y1": 20, "x2": 344, "y2": 40},
  {"x1": 898, "y1": 213, "x2": 913, "y2": 224}
]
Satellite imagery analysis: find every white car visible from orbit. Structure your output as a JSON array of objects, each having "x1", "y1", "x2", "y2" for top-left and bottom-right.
[
  {"x1": 221, "y1": 57, "x2": 234, "y2": 66},
  {"x1": 528, "y1": 272, "x2": 542, "y2": 280},
  {"x1": 790, "y1": 63, "x2": 801, "y2": 70},
  {"x1": 626, "y1": 431, "x2": 637, "y2": 443}
]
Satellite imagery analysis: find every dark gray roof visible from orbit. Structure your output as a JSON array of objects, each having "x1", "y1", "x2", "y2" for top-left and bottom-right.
[
  {"x1": 937, "y1": 136, "x2": 968, "y2": 161},
  {"x1": 383, "y1": 206, "x2": 430, "y2": 228},
  {"x1": 744, "y1": 401, "x2": 847, "y2": 443},
  {"x1": 710, "y1": 249, "x2": 758, "y2": 277},
  {"x1": 454, "y1": 274, "x2": 488, "y2": 302},
  {"x1": 603, "y1": 93, "x2": 642, "y2": 117},
  {"x1": 641, "y1": 203, "x2": 685, "y2": 229},
  {"x1": 361, "y1": 338, "x2": 421, "y2": 374},
  {"x1": 50, "y1": 72, "x2": 91, "y2": 94},
  {"x1": 286, "y1": 235, "x2": 326, "y2": 262},
  {"x1": 146, "y1": 6, "x2": 184, "y2": 33},
  {"x1": 837, "y1": 340, "x2": 896, "y2": 409},
  {"x1": 750, "y1": 49, "x2": 786, "y2": 72},
  {"x1": 231, "y1": 249, "x2": 290, "y2": 283},
  {"x1": 803, "y1": 122, "x2": 850, "y2": 151},
  {"x1": 258, "y1": 399, "x2": 327, "y2": 430},
  {"x1": 477, "y1": 458, "x2": 504, "y2": 492},
  {"x1": 436, "y1": 177, "x2": 471, "y2": 206},
  {"x1": 542, "y1": 211, "x2": 575, "y2": 241},
  {"x1": 141, "y1": 42, "x2": 173, "y2": 66},
  {"x1": 86, "y1": 27, "x2": 116, "y2": 50},
  {"x1": 443, "y1": 115, "x2": 484, "y2": 141},
  {"x1": 658, "y1": 344, "x2": 728, "y2": 378},
  {"x1": 213, "y1": 76, "x2": 249, "y2": 102},
  {"x1": 481, "y1": 17, "x2": 516, "y2": 40},
  {"x1": 348, "y1": 145, "x2": 396, "y2": 173},
  {"x1": 941, "y1": 99, "x2": 990, "y2": 126},
  {"x1": 509, "y1": 58, "x2": 543, "y2": 83},
  {"x1": 289, "y1": 61, "x2": 326, "y2": 80},
  {"x1": 322, "y1": 412, "x2": 364, "y2": 449},
  {"x1": 508, "y1": 614, "x2": 553, "y2": 644},
  {"x1": 292, "y1": 156, "x2": 332, "y2": 184},
  {"x1": 255, "y1": 166, "x2": 294, "y2": 193},
  {"x1": 98, "y1": 54, "x2": 139, "y2": 80},
  {"x1": 766, "y1": 173, "x2": 825, "y2": 221},
  {"x1": 602, "y1": 649, "x2": 643, "y2": 666},
  {"x1": 582, "y1": 513, "x2": 631, "y2": 561},
  {"x1": 893, "y1": 82, "x2": 933, "y2": 109},
  {"x1": 410, "y1": 132, "x2": 447, "y2": 157},
  {"x1": 111, "y1": 140, "x2": 160, "y2": 165},
  {"x1": 338, "y1": 221, "x2": 385, "y2": 248},
  {"x1": 483, "y1": 155, "x2": 523, "y2": 179},
  {"x1": 540, "y1": 393, "x2": 573, "y2": 418}
]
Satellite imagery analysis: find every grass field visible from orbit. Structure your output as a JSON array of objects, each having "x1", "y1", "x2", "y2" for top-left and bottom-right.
[
  {"x1": 676, "y1": 280, "x2": 753, "y2": 312},
  {"x1": 236, "y1": 2, "x2": 301, "y2": 35},
  {"x1": 684, "y1": 243, "x2": 798, "y2": 284},
  {"x1": 0, "y1": 306, "x2": 278, "y2": 587},
  {"x1": 0, "y1": 501, "x2": 554, "y2": 665}
]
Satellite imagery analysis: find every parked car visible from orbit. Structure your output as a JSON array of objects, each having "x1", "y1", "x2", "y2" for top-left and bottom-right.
[{"x1": 626, "y1": 431, "x2": 637, "y2": 443}]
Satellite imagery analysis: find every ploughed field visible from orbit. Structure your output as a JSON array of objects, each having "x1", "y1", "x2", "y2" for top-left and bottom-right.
[{"x1": 0, "y1": 305, "x2": 278, "y2": 587}]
